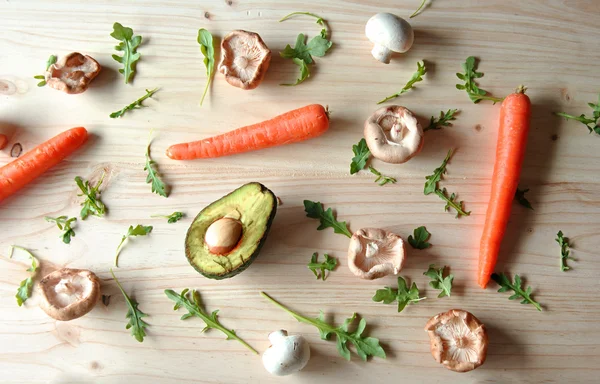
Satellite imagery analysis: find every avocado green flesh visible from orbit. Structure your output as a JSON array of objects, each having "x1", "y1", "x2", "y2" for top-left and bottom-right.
[{"x1": 185, "y1": 182, "x2": 277, "y2": 279}]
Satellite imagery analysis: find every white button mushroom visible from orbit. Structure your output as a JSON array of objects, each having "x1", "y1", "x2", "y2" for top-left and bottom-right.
[
  {"x1": 262, "y1": 330, "x2": 310, "y2": 376},
  {"x1": 365, "y1": 13, "x2": 414, "y2": 64}
]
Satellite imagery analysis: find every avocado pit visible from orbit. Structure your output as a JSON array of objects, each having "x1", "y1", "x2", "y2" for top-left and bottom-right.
[{"x1": 205, "y1": 217, "x2": 243, "y2": 255}]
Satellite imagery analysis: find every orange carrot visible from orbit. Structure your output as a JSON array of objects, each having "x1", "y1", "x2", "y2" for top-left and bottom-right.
[
  {"x1": 0, "y1": 134, "x2": 7, "y2": 150},
  {"x1": 478, "y1": 86, "x2": 531, "y2": 288},
  {"x1": 0, "y1": 127, "x2": 88, "y2": 202},
  {"x1": 167, "y1": 104, "x2": 329, "y2": 160}
]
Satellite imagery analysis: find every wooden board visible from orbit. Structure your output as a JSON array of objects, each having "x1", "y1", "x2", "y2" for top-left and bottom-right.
[{"x1": 1, "y1": 0, "x2": 600, "y2": 383}]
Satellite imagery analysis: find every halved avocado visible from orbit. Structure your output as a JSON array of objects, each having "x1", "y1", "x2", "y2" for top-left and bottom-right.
[{"x1": 185, "y1": 182, "x2": 277, "y2": 279}]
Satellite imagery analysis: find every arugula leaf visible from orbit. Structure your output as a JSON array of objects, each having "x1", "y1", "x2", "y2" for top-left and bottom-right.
[
  {"x1": 110, "y1": 88, "x2": 159, "y2": 118},
  {"x1": 425, "y1": 109, "x2": 459, "y2": 131},
  {"x1": 9, "y1": 246, "x2": 40, "y2": 307},
  {"x1": 424, "y1": 149, "x2": 453, "y2": 195},
  {"x1": 45, "y1": 216, "x2": 77, "y2": 244},
  {"x1": 144, "y1": 131, "x2": 167, "y2": 197},
  {"x1": 456, "y1": 56, "x2": 504, "y2": 104},
  {"x1": 115, "y1": 225, "x2": 153, "y2": 267},
  {"x1": 410, "y1": 0, "x2": 428, "y2": 18},
  {"x1": 491, "y1": 273, "x2": 542, "y2": 311},
  {"x1": 151, "y1": 212, "x2": 184, "y2": 224},
  {"x1": 111, "y1": 22, "x2": 142, "y2": 84},
  {"x1": 165, "y1": 288, "x2": 258, "y2": 354},
  {"x1": 372, "y1": 276, "x2": 425, "y2": 313},
  {"x1": 408, "y1": 226, "x2": 431, "y2": 249},
  {"x1": 304, "y1": 200, "x2": 352, "y2": 238},
  {"x1": 307, "y1": 253, "x2": 337, "y2": 280},
  {"x1": 515, "y1": 187, "x2": 534, "y2": 210},
  {"x1": 279, "y1": 11, "x2": 330, "y2": 38},
  {"x1": 110, "y1": 269, "x2": 149, "y2": 342},
  {"x1": 197, "y1": 29, "x2": 216, "y2": 106},
  {"x1": 435, "y1": 188, "x2": 471, "y2": 218},
  {"x1": 555, "y1": 94, "x2": 600, "y2": 134},
  {"x1": 556, "y1": 231, "x2": 574, "y2": 271},
  {"x1": 368, "y1": 167, "x2": 397, "y2": 186},
  {"x1": 261, "y1": 291, "x2": 385, "y2": 361},
  {"x1": 75, "y1": 173, "x2": 107, "y2": 219},
  {"x1": 350, "y1": 138, "x2": 370, "y2": 175},
  {"x1": 33, "y1": 54, "x2": 57, "y2": 87},
  {"x1": 377, "y1": 61, "x2": 427, "y2": 104},
  {"x1": 423, "y1": 264, "x2": 453, "y2": 298}
]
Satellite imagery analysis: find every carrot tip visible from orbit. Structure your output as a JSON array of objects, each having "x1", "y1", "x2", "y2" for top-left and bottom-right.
[{"x1": 516, "y1": 85, "x2": 527, "y2": 94}]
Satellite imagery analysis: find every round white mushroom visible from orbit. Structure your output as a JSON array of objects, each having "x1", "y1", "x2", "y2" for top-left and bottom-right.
[
  {"x1": 262, "y1": 330, "x2": 310, "y2": 376},
  {"x1": 365, "y1": 13, "x2": 414, "y2": 64}
]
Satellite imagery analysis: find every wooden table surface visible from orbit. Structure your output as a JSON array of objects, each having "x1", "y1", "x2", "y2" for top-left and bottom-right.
[{"x1": 1, "y1": 1, "x2": 600, "y2": 383}]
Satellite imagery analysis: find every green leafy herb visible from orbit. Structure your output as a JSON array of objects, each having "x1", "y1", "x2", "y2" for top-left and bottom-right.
[
  {"x1": 197, "y1": 29, "x2": 216, "y2": 106},
  {"x1": 144, "y1": 131, "x2": 167, "y2": 197},
  {"x1": 350, "y1": 139, "x2": 396, "y2": 186},
  {"x1": 261, "y1": 291, "x2": 385, "y2": 361},
  {"x1": 44, "y1": 216, "x2": 77, "y2": 244},
  {"x1": 115, "y1": 225, "x2": 153, "y2": 267},
  {"x1": 368, "y1": 167, "x2": 397, "y2": 186},
  {"x1": 435, "y1": 188, "x2": 471, "y2": 218},
  {"x1": 456, "y1": 56, "x2": 504, "y2": 104},
  {"x1": 556, "y1": 231, "x2": 574, "y2": 271},
  {"x1": 491, "y1": 273, "x2": 542, "y2": 311},
  {"x1": 407, "y1": 226, "x2": 431, "y2": 249},
  {"x1": 423, "y1": 264, "x2": 453, "y2": 298},
  {"x1": 424, "y1": 149, "x2": 453, "y2": 195},
  {"x1": 33, "y1": 55, "x2": 57, "y2": 87},
  {"x1": 304, "y1": 200, "x2": 352, "y2": 238},
  {"x1": 555, "y1": 94, "x2": 600, "y2": 135},
  {"x1": 9, "y1": 246, "x2": 39, "y2": 307},
  {"x1": 75, "y1": 173, "x2": 107, "y2": 220},
  {"x1": 111, "y1": 22, "x2": 142, "y2": 84},
  {"x1": 279, "y1": 12, "x2": 329, "y2": 38},
  {"x1": 372, "y1": 276, "x2": 425, "y2": 313},
  {"x1": 165, "y1": 288, "x2": 258, "y2": 354},
  {"x1": 410, "y1": 0, "x2": 428, "y2": 18},
  {"x1": 307, "y1": 253, "x2": 337, "y2": 280},
  {"x1": 110, "y1": 269, "x2": 149, "y2": 342},
  {"x1": 377, "y1": 61, "x2": 427, "y2": 104},
  {"x1": 425, "y1": 109, "x2": 459, "y2": 131},
  {"x1": 515, "y1": 187, "x2": 534, "y2": 210},
  {"x1": 110, "y1": 88, "x2": 159, "y2": 118},
  {"x1": 151, "y1": 212, "x2": 184, "y2": 224}
]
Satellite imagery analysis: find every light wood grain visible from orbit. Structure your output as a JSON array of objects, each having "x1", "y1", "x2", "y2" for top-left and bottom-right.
[{"x1": 1, "y1": 0, "x2": 600, "y2": 383}]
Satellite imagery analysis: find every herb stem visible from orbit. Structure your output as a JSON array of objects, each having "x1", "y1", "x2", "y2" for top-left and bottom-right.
[
  {"x1": 410, "y1": 0, "x2": 427, "y2": 18},
  {"x1": 468, "y1": 93, "x2": 504, "y2": 104},
  {"x1": 9, "y1": 245, "x2": 36, "y2": 261},
  {"x1": 260, "y1": 291, "x2": 337, "y2": 333},
  {"x1": 279, "y1": 11, "x2": 329, "y2": 36}
]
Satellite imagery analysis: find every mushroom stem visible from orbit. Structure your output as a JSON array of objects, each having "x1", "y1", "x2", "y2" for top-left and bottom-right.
[{"x1": 372, "y1": 44, "x2": 393, "y2": 64}]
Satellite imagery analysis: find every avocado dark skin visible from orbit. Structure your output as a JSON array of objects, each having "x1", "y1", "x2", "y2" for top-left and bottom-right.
[{"x1": 185, "y1": 182, "x2": 277, "y2": 279}]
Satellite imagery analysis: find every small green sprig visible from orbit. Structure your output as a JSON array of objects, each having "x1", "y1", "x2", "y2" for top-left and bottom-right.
[
  {"x1": 75, "y1": 173, "x2": 107, "y2": 220},
  {"x1": 456, "y1": 56, "x2": 504, "y2": 104},
  {"x1": 424, "y1": 149, "x2": 470, "y2": 218},
  {"x1": 44, "y1": 216, "x2": 77, "y2": 244},
  {"x1": 372, "y1": 276, "x2": 426, "y2": 313},
  {"x1": 378, "y1": 60, "x2": 427, "y2": 104},
  {"x1": 110, "y1": 269, "x2": 149, "y2": 342},
  {"x1": 110, "y1": 88, "x2": 159, "y2": 118},
  {"x1": 515, "y1": 187, "x2": 534, "y2": 210},
  {"x1": 368, "y1": 167, "x2": 397, "y2": 186},
  {"x1": 425, "y1": 109, "x2": 459, "y2": 131},
  {"x1": 197, "y1": 29, "x2": 216, "y2": 106},
  {"x1": 410, "y1": 0, "x2": 428, "y2": 18},
  {"x1": 491, "y1": 273, "x2": 542, "y2": 311},
  {"x1": 165, "y1": 288, "x2": 258, "y2": 354},
  {"x1": 151, "y1": 212, "x2": 184, "y2": 223},
  {"x1": 435, "y1": 188, "x2": 471, "y2": 218},
  {"x1": 144, "y1": 131, "x2": 167, "y2": 197},
  {"x1": 555, "y1": 94, "x2": 600, "y2": 134},
  {"x1": 304, "y1": 200, "x2": 352, "y2": 238},
  {"x1": 307, "y1": 253, "x2": 337, "y2": 280},
  {"x1": 350, "y1": 139, "x2": 397, "y2": 186},
  {"x1": 9, "y1": 246, "x2": 39, "y2": 307},
  {"x1": 407, "y1": 226, "x2": 431, "y2": 249},
  {"x1": 115, "y1": 225, "x2": 153, "y2": 267},
  {"x1": 261, "y1": 292, "x2": 386, "y2": 361},
  {"x1": 423, "y1": 264, "x2": 453, "y2": 298},
  {"x1": 111, "y1": 22, "x2": 142, "y2": 84},
  {"x1": 556, "y1": 231, "x2": 574, "y2": 271},
  {"x1": 33, "y1": 55, "x2": 57, "y2": 87}
]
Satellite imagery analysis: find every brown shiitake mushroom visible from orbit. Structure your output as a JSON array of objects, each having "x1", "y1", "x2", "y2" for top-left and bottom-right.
[
  {"x1": 45, "y1": 52, "x2": 102, "y2": 94},
  {"x1": 218, "y1": 30, "x2": 271, "y2": 90},
  {"x1": 425, "y1": 309, "x2": 488, "y2": 372},
  {"x1": 38, "y1": 268, "x2": 101, "y2": 321},
  {"x1": 347, "y1": 228, "x2": 406, "y2": 280},
  {"x1": 364, "y1": 105, "x2": 424, "y2": 164}
]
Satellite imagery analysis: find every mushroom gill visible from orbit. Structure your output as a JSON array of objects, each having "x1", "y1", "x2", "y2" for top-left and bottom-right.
[
  {"x1": 347, "y1": 228, "x2": 405, "y2": 280},
  {"x1": 218, "y1": 30, "x2": 271, "y2": 90}
]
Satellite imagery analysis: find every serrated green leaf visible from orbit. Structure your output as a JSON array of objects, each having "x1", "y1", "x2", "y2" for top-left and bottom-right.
[
  {"x1": 110, "y1": 88, "x2": 158, "y2": 118},
  {"x1": 491, "y1": 272, "x2": 542, "y2": 311},
  {"x1": 45, "y1": 216, "x2": 77, "y2": 244},
  {"x1": 425, "y1": 109, "x2": 459, "y2": 132},
  {"x1": 378, "y1": 60, "x2": 427, "y2": 104},
  {"x1": 350, "y1": 138, "x2": 370, "y2": 174},
  {"x1": 408, "y1": 226, "x2": 431, "y2": 249},
  {"x1": 197, "y1": 28, "x2": 216, "y2": 105},
  {"x1": 456, "y1": 56, "x2": 504, "y2": 104},
  {"x1": 144, "y1": 131, "x2": 168, "y2": 197},
  {"x1": 111, "y1": 22, "x2": 142, "y2": 84},
  {"x1": 423, "y1": 264, "x2": 453, "y2": 298},
  {"x1": 75, "y1": 173, "x2": 107, "y2": 220},
  {"x1": 424, "y1": 149, "x2": 453, "y2": 195},
  {"x1": 304, "y1": 200, "x2": 352, "y2": 238},
  {"x1": 110, "y1": 269, "x2": 149, "y2": 342},
  {"x1": 515, "y1": 187, "x2": 534, "y2": 210},
  {"x1": 307, "y1": 252, "x2": 337, "y2": 280},
  {"x1": 114, "y1": 225, "x2": 153, "y2": 267},
  {"x1": 556, "y1": 230, "x2": 574, "y2": 271},
  {"x1": 372, "y1": 276, "x2": 425, "y2": 313},
  {"x1": 555, "y1": 94, "x2": 600, "y2": 135}
]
